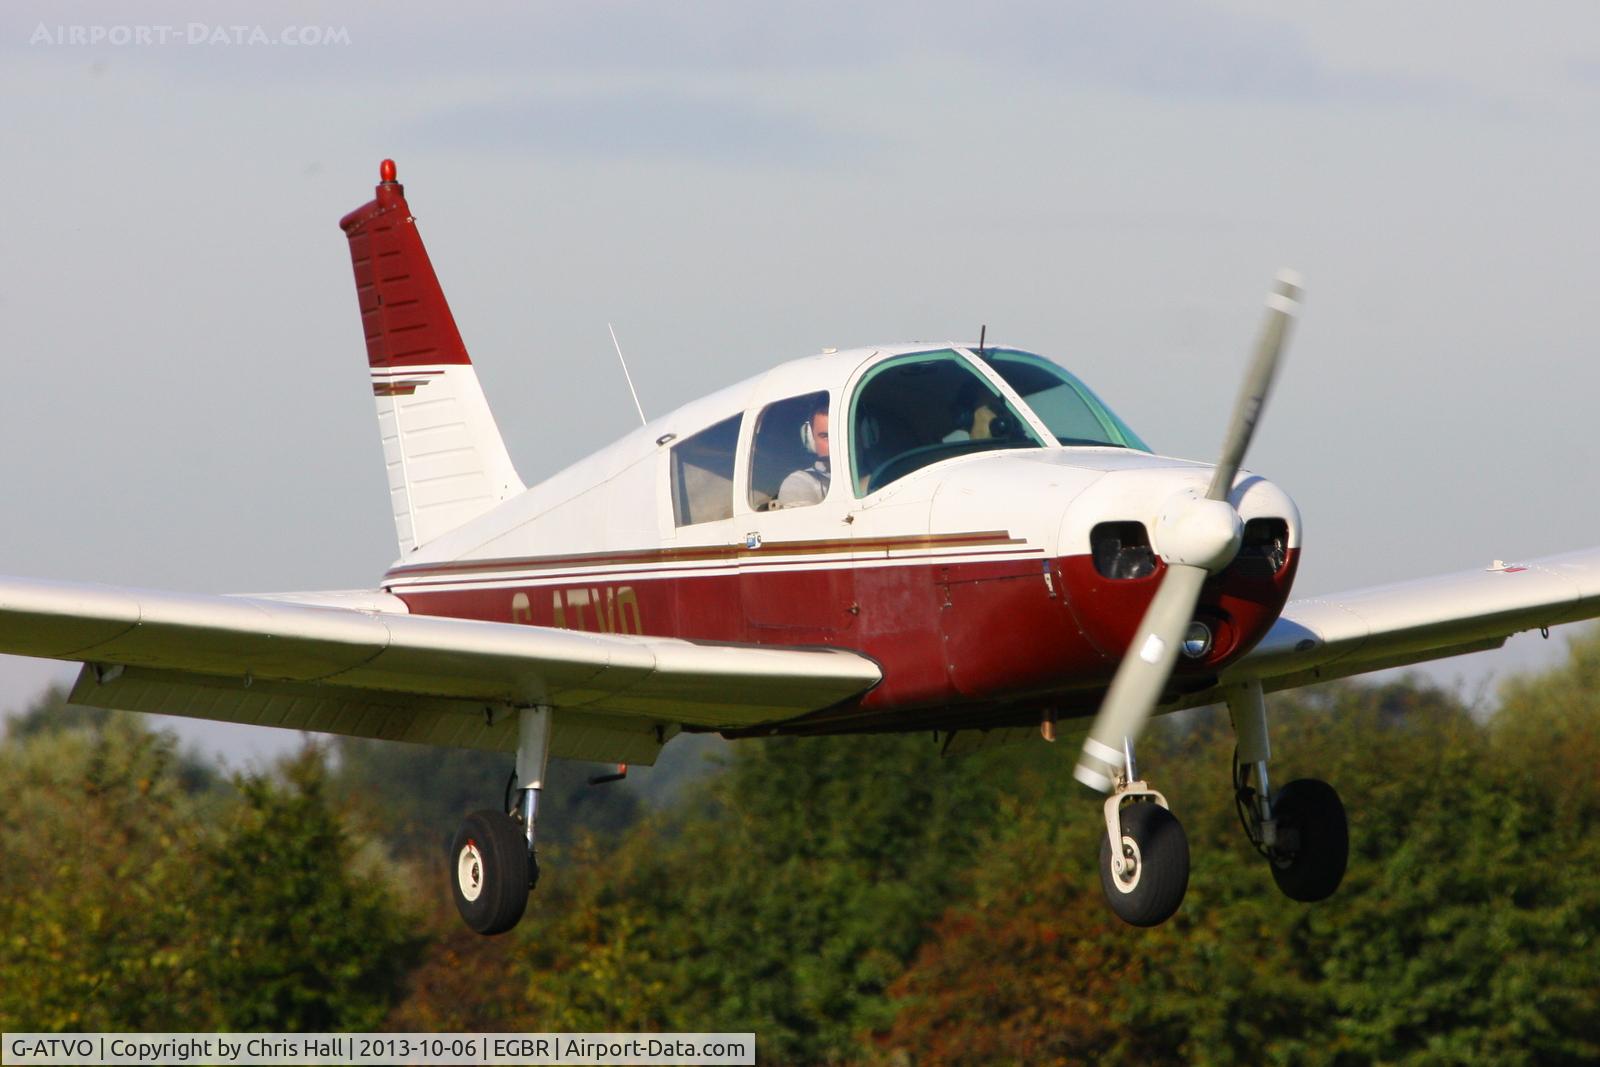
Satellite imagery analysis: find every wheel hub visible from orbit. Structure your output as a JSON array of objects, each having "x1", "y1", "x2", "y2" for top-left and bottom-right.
[
  {"x1": 457, "y1": 839, "x2": 485, "y2": 902},
  {"x1": 1112, "y1": 837, "x2": 1143, "y2": 892}
]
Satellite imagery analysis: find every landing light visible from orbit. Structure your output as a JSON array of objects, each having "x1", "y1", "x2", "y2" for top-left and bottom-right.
[{"x1": 1181, "y1": 621, "x2": 1213, "y2": 659}]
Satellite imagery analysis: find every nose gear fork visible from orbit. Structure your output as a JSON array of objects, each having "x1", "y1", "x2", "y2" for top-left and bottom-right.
[
  {"x1": 1104, "y1": 778, "x2": 1172, "y2": 884},
  {"x1": 1093, "y1": 736, "x2": 1190, "y2": 927}
]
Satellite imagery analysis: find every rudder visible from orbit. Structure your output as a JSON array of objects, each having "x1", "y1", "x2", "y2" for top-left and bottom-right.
[{"x1": 339, "y1": 159, "x2": 524, "y2": 556}]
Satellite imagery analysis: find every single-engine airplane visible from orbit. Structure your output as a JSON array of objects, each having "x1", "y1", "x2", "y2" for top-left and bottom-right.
[{"x1": 6, "y1": 161, "x2": 1600, "y2": 934}]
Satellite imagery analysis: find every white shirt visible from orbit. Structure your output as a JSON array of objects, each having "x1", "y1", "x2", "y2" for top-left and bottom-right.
[{"x1": 777, "y1": 460, "x2": 830, "y2": 506}]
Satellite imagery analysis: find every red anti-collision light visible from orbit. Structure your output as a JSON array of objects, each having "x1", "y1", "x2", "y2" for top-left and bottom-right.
[{"x1": 379, "y1": 158, "x2": 397, "y2": 183}]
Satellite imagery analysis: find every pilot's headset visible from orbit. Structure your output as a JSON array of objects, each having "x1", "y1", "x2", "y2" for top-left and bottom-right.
[{"x1": 799, "y1": 403, "x2": 828, "y2": 454}]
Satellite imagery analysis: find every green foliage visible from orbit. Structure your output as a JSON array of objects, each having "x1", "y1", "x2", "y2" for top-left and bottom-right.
[
  {"x1": 331, "y1": 736, "x2": 644, "y2": 864},
  {"x1": 199, "y1": 746, "x2": 427, "y2": 1031},
  {"x1": 2, "y1": 686, "x2": 114, "y2": 739},
  {"x1": 4, "y1": 631, "x2": 1600, "y2": 1060},
  {"x1": 511, "y1": 734, "x2": 1047, "y2": 1062},
  {"x1": 0, "y1": 692, "x2": 213, "y2": 1030},
  {"x1": 3, "y1": 685, "x2": 218, "y2": 795},
  {"x1": 0, "y1": 690, "x2": 425, "y2": 1032},
  {"x1": 876, "y1": 674, "x2": 1600, "y2": 1067}
]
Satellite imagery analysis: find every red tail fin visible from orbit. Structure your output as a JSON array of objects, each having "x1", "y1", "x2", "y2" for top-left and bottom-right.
[
  {"x1": 339, "y1": 159, "x2": 471, "y2": 369},
  {"x1": 338, "y1": 161, "x2": 523, "y2": 556}
]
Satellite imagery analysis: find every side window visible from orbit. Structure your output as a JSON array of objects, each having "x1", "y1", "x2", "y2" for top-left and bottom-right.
[
  {"x1": 670, "y1": 414, "x2": 742, "y2": 527},
  {"x1": 748, "y1": 391, "x2": 830, "y2": 511}
]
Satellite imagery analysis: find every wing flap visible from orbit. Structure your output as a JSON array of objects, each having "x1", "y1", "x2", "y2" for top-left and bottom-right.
[{"x1": 68, "y1": 666, "x2": 677, "y2": 765}]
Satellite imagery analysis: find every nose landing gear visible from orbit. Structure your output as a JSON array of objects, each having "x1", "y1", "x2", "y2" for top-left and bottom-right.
[
  {"x1": 1094, "y1": 739, "x2": 1191, "y2": 927},
  {"x1": 1099, "y1": 788, "x2": 1191, "y2": 927}
]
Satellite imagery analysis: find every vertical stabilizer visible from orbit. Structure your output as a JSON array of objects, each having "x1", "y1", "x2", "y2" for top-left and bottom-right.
[{"x1": 339, "y1": 160, "x2": 524, "y2": 556}]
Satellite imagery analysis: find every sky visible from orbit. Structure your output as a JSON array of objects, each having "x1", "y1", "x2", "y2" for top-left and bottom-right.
[{"x1": 2, "y1": 2, "x2": 1598, "y2": 759}]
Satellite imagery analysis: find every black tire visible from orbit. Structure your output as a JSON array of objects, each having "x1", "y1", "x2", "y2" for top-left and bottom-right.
[
  {"x1": 1269, "y1": 778, "x2": 1348, "y2": 903},
  {"x1": 1099, "y1": 801, "x2": 1190, "y2": 927},
  {"x1": 449, "y1": 809, "x2": 534, "y2": 936}
]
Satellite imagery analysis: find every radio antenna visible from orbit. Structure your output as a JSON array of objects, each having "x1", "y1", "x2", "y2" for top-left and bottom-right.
[
  {"x1": 608, "y1": 322, "x2": 647, "y2": 427},
  {"x1": 977, "y1": 324, "x2": 987, "y2": 358}
]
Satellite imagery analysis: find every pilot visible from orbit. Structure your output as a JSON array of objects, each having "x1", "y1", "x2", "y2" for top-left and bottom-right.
[
  {"x1": 945, "y1": 384, "x2": 1007, "y2": 442},
  {"x1": 777, "y1": 405, "x2": 830, "y2": 507}
]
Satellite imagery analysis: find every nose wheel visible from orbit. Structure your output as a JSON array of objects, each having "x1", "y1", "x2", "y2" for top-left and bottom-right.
[{"x1": 1098, "y1": 785, "x2": 1191, "y2": 927}]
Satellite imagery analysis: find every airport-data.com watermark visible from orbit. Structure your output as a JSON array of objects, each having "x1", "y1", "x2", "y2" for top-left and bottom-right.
[{"x1": 29, "y1": 23, "x2": 350, "y2": 47}]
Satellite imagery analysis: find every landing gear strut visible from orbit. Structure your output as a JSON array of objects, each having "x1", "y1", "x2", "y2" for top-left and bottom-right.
[
  {"x1": 450, "y1": 705, "x2": 551, "y2": 935},
  {"x1": 1227, "y1": 682, "x2": 1348, "y2": 902},
  {"x1": 1094, "y1": 740, "x2": 1190, "y2": 927}
]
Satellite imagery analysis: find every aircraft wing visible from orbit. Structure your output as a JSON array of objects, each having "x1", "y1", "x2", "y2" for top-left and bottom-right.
[
  {"x1": 0, "y1": 576, "x2": 881, "y2": 765},
  {"x1": 1213, "y1": 546, "x2": 1600, "y2": 695}
]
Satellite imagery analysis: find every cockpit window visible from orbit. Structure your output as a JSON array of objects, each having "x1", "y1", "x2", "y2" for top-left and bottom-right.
[
  {"x1": 979, "y1": 348, "x2": 1150, "y2": 451},
  {"x1": 849, "y1": 349, "x2": 1045, "y2": 496}
]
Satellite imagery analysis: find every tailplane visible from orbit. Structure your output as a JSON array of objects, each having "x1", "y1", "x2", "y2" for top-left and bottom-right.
[{"x1": 339, "y1": 159, "x2": 524, "y2": 556}]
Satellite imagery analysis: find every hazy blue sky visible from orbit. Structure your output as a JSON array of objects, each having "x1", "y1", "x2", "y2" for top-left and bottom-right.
[{"x1": 3, "y1": 2, "x2": 1597, "y2": 756}]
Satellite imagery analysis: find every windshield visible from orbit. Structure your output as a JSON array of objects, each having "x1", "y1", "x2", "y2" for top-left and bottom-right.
[
  {"x1": 849, "y1": 349, "x2": 1045, "y2": 495},
  {"x1": 978, "y1": 348, "x2": 1150, "y2": 451}
]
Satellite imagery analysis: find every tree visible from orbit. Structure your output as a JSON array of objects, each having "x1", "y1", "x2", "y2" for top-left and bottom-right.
[
  {"x1": 878, "y1": 672, "x2": 1600, "y2": 1066},
  {"x1": 504, "y1": 732, "x2": 1044, "y2": 1063},
  {"x1": 199, "y1": 745, "x2": 426, "y2": 1031},
  {"x1": 0, "y1": 690, "x2": 216, "y2": 1030},
  {"x1": 330, "y1": 736, "x2": 645, "y2": 863}
]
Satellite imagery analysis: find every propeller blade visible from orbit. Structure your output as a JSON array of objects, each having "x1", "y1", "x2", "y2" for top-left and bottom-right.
[
  {"x1": 1205, "y1": 269, "x2": 1301, "y2": 502},
  {"x1": 1075, "y1": 272, "x2": 1304, "y2": 794},
  {"x1": 1073, "y1": 563, "x2": 1209, "y2": 792}
]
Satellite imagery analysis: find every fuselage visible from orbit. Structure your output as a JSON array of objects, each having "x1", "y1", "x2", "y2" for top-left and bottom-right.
[{"x1": 380, "y1": 344, "x2": 1301, "y2": 734}]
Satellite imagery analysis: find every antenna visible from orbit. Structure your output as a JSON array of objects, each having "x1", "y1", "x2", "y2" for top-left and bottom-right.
[
  {"x1": 608, "y1": 322, "x2": 647, "y2": 427},
  {"x1": 977, "y1": 324, "x2": 987, "y2": 358}
]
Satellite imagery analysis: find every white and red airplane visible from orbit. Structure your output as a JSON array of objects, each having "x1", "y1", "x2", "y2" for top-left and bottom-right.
[{"x1": 5, "y1": 161, "x2": 1599, "y2": 935}]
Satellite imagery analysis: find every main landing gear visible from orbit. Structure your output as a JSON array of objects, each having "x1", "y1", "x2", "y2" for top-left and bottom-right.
[
  {"x1": 1227, "y1": 680, "x2": 1349, "y2": 902},
  {"x1": 449, "y1": 705, "x2": 551, "y2": 936},
  {"x1": 1091, "y1": 682, "x2": 1349, "y2": 926},
  {"x1": 1227, "y1": 682, "x2": 1348, "y2": 903}
]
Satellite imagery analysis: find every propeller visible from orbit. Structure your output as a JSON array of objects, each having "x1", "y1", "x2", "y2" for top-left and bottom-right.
[{"x1": 1073, "y1": 270, "x2": 1302, "y2": 793}]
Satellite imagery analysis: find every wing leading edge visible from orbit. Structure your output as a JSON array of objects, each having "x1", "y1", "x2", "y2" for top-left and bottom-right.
[{"x1": 0, "y1": 576, "x2": 881, "y2": 764}]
